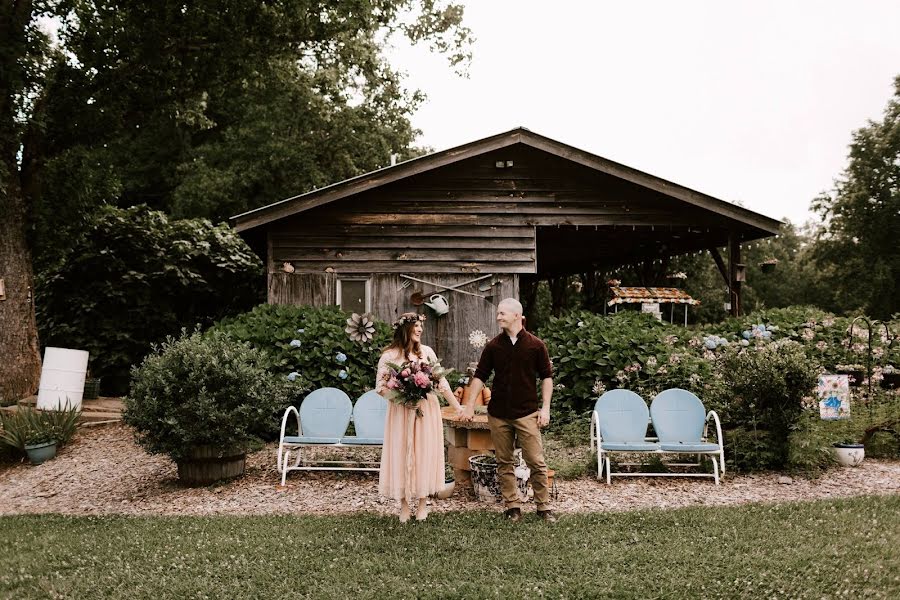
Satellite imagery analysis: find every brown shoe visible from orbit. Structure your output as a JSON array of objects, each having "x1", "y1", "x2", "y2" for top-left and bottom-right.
[
  {"x1": 504, "y1": 507, "x2": 522, "y2": 522},
  {"x1": 537, "y1": 510, "x2": 557, "y2": 523}
]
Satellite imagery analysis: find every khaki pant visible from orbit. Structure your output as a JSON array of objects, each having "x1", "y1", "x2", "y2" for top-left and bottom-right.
[{"x1": 488, "y1": 412, "x2": 551, "y2": 511}]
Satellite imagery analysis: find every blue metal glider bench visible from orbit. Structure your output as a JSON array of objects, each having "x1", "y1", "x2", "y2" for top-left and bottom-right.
[
  {"x1": 277, "y1": 388, "x2": 388, "y2": 485},
  {"x1": 590, "y1": 388, "x2": 724, "y2": 484}
]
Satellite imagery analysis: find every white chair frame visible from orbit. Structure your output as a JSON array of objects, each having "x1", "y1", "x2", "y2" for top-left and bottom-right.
[
  {"x1": 277, "y1": 406, "x2": 383, "y2": 486},
  {"x1": 591, "y1": 409, "x2": 725, "y2": 485}
]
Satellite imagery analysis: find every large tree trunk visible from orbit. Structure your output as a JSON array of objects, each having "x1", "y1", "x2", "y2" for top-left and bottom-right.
[
  {"x1": 1, "y1": 0, "x2": 42, "y2": 402},
  {"x1": 0, "y1": 165, "x2": 42, "y2": 402}
]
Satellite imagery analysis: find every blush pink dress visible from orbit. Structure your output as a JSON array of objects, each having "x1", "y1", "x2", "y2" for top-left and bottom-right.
[{"x1": 376, "y1": 345, "x2": 452, "y2": 501}]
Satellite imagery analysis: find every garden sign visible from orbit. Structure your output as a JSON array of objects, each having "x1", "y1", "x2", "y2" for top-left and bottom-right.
[{"x1": 817, "y1": 375, "x2": 851, "y2": 420}]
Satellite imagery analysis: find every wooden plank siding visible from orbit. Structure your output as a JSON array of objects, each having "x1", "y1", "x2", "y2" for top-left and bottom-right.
[
  {"x1": 267, "y1": 272, "x2": 517, "y2": 371},
  {"x1": 268, "y1": 144, "x2": 748, "y2": 276}
]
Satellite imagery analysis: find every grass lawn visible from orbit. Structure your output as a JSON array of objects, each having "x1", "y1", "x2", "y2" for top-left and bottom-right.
[{"x1": 2, "y1": 495, "x2": 898, "y2": 599}]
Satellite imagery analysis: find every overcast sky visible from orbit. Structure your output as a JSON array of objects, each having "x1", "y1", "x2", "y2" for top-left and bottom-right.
[{"x1": 388, "y1": 1, "x2": 900, "y2": 226}]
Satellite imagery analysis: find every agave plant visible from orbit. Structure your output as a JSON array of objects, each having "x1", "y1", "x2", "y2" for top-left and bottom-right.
[{"x1": 0, "y1": 403, "x2": 81, "y2": 451}]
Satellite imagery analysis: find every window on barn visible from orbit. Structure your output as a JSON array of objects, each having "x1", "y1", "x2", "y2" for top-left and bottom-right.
[{"x1": 337, "y1": 277, "x2": 371, "y2": 313}]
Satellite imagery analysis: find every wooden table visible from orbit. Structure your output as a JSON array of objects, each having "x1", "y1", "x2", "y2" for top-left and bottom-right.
[{"x1": 441, "y1": 406, "x2": 494, "y2": 489}]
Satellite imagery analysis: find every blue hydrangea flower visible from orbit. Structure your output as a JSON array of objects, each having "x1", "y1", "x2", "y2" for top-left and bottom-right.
[
  {"x1": 289, "y1": 339, "x2": 302, "y2": 348},
  {"x1": 335, "y1": 352, "x2": 347, "y2": 364},
  {"x1": 287, "y1": 372, "x2": 299, "y2": 382},
  {"x1": 338, "y1": 369, "x2": 348, "y2": 380}
]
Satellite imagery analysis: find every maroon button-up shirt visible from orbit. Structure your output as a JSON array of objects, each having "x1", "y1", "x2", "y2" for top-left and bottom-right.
[{"x1": 473, "y1": 329, "x2": 553, "y2": 420}]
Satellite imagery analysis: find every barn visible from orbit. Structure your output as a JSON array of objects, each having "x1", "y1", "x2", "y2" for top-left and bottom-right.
[{"x1": 232, "y1": 128, "x2": 781, "y2": 370}]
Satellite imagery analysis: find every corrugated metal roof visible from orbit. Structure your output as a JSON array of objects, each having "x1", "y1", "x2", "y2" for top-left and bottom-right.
[{"x1": 607, "y1": 287, "x2": 700, "y2": 306}]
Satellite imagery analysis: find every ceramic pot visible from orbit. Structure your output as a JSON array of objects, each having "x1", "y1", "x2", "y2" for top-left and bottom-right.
[
  {"x1": 24, "y1": 441, "x2": 58, "y2": 465},
  {"x1": 833, "y1": 443, "x2": 865, "y2": 467}
]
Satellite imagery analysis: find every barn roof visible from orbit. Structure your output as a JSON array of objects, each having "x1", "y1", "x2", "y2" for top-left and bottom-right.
[{"x1": 231, "y1": 127, "x2": 782, "y2": 235}]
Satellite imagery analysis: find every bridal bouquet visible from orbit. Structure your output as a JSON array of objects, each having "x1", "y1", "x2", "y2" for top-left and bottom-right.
[{"x1": 382, "y1": 359, "x2": 452, "y2": 416}]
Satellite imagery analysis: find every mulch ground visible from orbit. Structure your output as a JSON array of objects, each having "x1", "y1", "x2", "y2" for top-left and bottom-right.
[{"x1": 1, "y1": 423, "x2": 898, "y2": 517}]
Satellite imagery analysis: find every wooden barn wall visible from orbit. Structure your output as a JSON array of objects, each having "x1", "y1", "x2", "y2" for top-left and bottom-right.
[
  {"x1": 373, "y1": 273, "x2": 519, "y2": 370},
  {"x1": 268, "y1": 271, "x2": 518, "y2": 371},
  {"x1": 268, "y1": 272, "x2": 336, "y2": 305},
  {"x1": 268, "y1": 144, "x2": 733, "y2": 275}
]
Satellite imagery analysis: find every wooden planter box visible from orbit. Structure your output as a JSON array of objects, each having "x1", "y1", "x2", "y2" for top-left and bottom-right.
[{"x1": 176, "y1": 446, "x2": 246, "y2": 486}]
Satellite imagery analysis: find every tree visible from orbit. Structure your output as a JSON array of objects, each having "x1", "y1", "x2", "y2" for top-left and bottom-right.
[
  {"x1": 0, "y1": 0, "x2": 49, "y2": 402},
  {"x1": 36, "y1": 205, "x2": 264, "y2": 394},
  {"x1": 812, "y1": 76, "x2": 900, "y2": 319},
  {"x1": 1, "y1": 1, "x2": 471, "y2": 400}
]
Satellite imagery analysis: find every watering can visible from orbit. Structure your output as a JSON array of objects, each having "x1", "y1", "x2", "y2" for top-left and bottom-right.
[{"x1": 424, "y1": 294, "x2": 450, "y2": 316}]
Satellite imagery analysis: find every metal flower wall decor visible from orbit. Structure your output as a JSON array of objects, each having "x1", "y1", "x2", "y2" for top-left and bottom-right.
[
  {"x1": 346, "y1": 313, "x2": 377, "y2": 344},
  {"x1": 468, "y1": 329, "x2": 488, "y2": 349}
]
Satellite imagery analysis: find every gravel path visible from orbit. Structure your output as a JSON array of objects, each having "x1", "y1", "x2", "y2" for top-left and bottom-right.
[{"x1": 1, "y1": 423, "x2": 898, "y2": 517}]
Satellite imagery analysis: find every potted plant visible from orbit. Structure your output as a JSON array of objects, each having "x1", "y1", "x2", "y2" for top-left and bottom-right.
[
  {"x1": 468, "y1": 451, "x2": 530, "y2": 502},
  {"x1": 24, "y1": 431, "x2": 58, "y2": 465},
  {"x1": 83, "y1": 370, "x2": 101, "y2": 400},
  {"x1": 832, "y1": 440, "x2": 865, "y2": 467},
  {"x1": 469, "y1": 454, "x2": 500, "y2": 501},
  {"x1": 835, "y1": 364, "x2": 866, "y2": 387},
  {"x1": 880, "y1": 365, "x2": 900, "y2": 389},
  {"x1": 125, "y1": 330, "x2": 291, "y2": 486},
  {"x1": 0, "y1": 404, "x2": 79, "y2": 465},
  {"x1": 758, "y1": 258, "x2": 779, "y2": 273},
  {"x1": 435, "y1": 464, "x2": 456, "y2": 500}
]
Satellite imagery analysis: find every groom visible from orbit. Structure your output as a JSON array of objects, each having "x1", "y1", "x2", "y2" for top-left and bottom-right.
[{"x1": 461, "y1": 298, "x2": 556, "y2": 523}]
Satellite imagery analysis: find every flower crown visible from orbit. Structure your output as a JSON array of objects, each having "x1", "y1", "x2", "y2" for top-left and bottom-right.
[{"x1": 392, "y1": 313, "x2": 426, "y2": 330}]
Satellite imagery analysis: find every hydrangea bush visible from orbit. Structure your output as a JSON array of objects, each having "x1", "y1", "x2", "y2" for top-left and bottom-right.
[{"x1": 209, "y1": 303, "x2": 392, "y2": 401}]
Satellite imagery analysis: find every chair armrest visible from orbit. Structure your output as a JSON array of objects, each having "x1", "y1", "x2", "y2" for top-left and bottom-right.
[
  {"x1": 278, "y1": 406, "x2": 302, "y2": 473},
  {"x1": 279, "y1": 406, "x2": 302, "y2": 442},
  {"x1": 590, "y1": 410, "x2": 601, "y2": 452},
  {"x1": 705, "y1": 410, "x2": 723, "y2": 446}
]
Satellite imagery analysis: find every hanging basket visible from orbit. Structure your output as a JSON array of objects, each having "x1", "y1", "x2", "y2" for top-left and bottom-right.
[
  {"x1": 881, "y1": 372, "x2": 900, "y2": 389},
  {"x1": 759, "y1": 259, "x2": 779, "y2": 273},
  {"x1": 836, "y1": 369, "x2": 865, "y2": 387}
]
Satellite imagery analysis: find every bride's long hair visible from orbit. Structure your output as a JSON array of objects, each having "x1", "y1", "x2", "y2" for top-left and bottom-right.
[{"x1": 384, "y1": 313, "x2": 423, "y2": 358}]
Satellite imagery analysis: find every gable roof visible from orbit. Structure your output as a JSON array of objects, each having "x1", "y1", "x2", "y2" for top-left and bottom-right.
[{"x1": 231, "y1": 127, "x2": 782, "y2": 234}]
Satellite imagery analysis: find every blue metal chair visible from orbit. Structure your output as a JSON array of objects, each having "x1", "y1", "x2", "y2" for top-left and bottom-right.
[
  {"x1": 278, "y1": 388, "x2": 388, "y2": 485},
  {"x1": 649, "y1": 388, "x2": 725, "y2": 484},
  {"x1": 590, "y1": 389, "x2": 659, "y2": 483},
  {"x1": 342, "y1": 390, "x2": 387, "y2": 445}
]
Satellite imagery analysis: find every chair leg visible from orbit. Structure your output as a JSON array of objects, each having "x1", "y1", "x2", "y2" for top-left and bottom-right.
[
  {"x1": 711, "y1": 455, "x2": 720, "y2": 485},
  {"x1": 606, "y1": 457, "x2": 612, "y2": 485},
  {"x1": 280, "y1": 449, "x2": 290, "y2": 486}
]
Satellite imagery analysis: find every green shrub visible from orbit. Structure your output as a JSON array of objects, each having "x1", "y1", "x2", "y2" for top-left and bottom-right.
[
  {"x1": 709, "y1": 340, "x2": 820, "y2": 470},
  {"x1": 37, "y1": 205, "x2": 264, "y2": 395},
  {"x1": 539, "y1": 311, "x2": 682, "y2": 419},
  {"x1": 210, "y1": 304, "x2": 392, "y2": 400},
  {"x1": 124, "y1": 330, "x2": 292, "y2": 461}
]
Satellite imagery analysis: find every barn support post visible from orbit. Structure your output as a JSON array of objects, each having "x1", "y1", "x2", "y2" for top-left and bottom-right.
[{"x1": 728, "y1": 233, "x2": 742, "y2": 317}]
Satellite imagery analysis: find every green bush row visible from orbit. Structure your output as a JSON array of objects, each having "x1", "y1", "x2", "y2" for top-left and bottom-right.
[{"x1": 538, "y1": 307, "x2": 899, "y2": 472}]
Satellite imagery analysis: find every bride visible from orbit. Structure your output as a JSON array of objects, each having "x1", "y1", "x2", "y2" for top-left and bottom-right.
[{"x1": 376, "y1": 312, "x2": 463, "y2": 522}]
